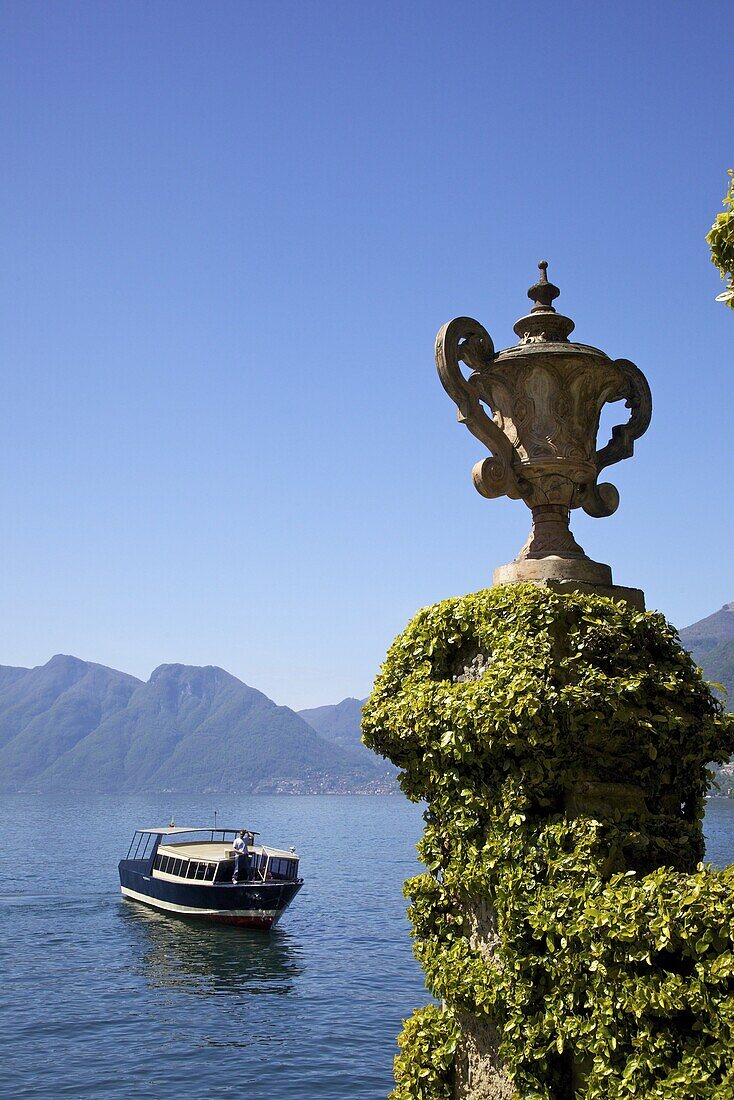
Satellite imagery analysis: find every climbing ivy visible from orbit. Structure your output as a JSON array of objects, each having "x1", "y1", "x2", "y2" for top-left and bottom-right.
[
  {"x1": 391, "y1": 1003, "x2": 459, "y2": 1100},
  {"x1": 707, "y1": 169, "x2": 734, "y2": 309},
  {"x1": 363, "y1": 585, "x2": 734, "y2": 1099}
]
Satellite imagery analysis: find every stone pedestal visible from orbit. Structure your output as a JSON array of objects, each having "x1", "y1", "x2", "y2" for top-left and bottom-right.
[
  {"x1": 454, "y1": 898, "x2": 516, "y2": 1100},
  {"x1": 454, "y1": 1008, "x2": 515, "y2": 1100},
  {"x1": 492, "y1": 558, "x2": 645, "y2": 611},
  {"x1": 457, "y1": 572, "x2": 643, "y2": 1098}
]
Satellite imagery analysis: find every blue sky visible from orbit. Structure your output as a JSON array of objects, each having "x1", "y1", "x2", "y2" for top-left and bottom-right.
[{"x1": 0, "y1": 1, "x2": 731, "y2": 708}]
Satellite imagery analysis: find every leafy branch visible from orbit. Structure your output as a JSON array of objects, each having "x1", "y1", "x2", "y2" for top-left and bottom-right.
[{"x1": 707, "y1": 170, "x2": 734, "y2": 309}]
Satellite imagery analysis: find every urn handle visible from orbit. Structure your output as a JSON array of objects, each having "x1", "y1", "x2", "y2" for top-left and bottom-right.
[
  {"x1": 435, "y1": 317, "x2": 520, "y2": 500},
  {"x1": 595, "y1": 358, "x2": 653, "y2": 474}
]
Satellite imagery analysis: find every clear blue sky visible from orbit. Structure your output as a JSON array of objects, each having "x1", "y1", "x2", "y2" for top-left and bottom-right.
[{"x1": 0, "y1": 1, "x2": 731, "y2": 708}]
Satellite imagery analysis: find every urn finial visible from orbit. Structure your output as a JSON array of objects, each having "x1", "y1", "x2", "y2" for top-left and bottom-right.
[
  {"x1": 435, "y1": 264, "x2": 653, "y2": 595},
  {"x1": 528, "y1": 260, "x2": 560, "y2": 313},
  {"x1": 513, "y1": 260, "x2": 575, "y2": 342}
]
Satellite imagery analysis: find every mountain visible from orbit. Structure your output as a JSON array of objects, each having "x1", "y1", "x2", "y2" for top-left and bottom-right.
[
  {"x1": 679, "y1": 602, "x2": 734, "y2": 709},
  {"x1": 298, "y1": 697, "x2": 367, "y2": 748},
  {"x1": 0, "y1": 658, "x2": 390, "y2": 794},
  {"x1": 702, "y1": 643, "x2": 734, "y2": 705},
  {"x1": 679, "y1": 602, "x2": 734, "y2": 660},
  {"x1": 678, "y1": 603, "x2": 734, "y2": 795},
  {"x1": 299, "y1": 696, "x2": 398, "y2": 785},
  {"x1": 0, "y1": 655, "x2": 140, "y2": 787}
]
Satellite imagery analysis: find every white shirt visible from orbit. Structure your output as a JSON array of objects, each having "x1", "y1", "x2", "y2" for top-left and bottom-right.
[{"x1": 233, "y1": 836, "x2": 246, "y2": 857}]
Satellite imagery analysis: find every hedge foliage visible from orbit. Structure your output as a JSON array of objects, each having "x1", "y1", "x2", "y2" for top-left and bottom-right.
[
  {"x1": 707, "y1": 169, "x2": 734, "y2": 309},
  {"x1": 391, "y1": 1003, "x2": 460, "y2": 1100},
  {"x1": 362, "y1": 585, "x2": 734, "y2": 1098}
]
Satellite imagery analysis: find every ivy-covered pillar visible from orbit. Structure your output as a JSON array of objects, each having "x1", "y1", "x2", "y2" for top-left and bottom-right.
[{"x1": 363, "y1": 268, "x2": 734, "y2": 1099}]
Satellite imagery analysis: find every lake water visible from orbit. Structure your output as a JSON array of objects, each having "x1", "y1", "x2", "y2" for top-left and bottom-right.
[{"x1": 2, "y1": 794, "x2": 734, "y2": 1099}]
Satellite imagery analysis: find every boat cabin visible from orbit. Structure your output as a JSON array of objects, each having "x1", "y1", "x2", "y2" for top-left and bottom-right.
[{"x1": 124, "y1": 827, "x2": 301, "y2": 885}]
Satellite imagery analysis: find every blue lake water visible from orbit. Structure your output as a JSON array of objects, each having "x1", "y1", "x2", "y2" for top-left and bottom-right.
[{"x1": 2, "y1": 793, "x2": 734, "y2": 1099}]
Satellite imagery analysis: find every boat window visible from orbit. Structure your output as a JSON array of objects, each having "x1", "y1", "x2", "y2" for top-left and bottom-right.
[
  {"x1": 265, "y1": 857, "x2": 296, "y2": 880},
  {"x1": 194, "y1": 862, "x2": 207, "y2": 880},
  {"x1": 186, "y1": 861, "x2": 198, "y2": 879},
  {"x1": 172, "y1": 858, "x2": 183, "y2": 876},
  {"x1": 264, "y1": 858, "x2": 297, "y2": 880}
]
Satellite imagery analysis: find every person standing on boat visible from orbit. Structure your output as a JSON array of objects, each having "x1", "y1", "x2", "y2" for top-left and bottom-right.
[{"x1": 232, "y1": 830, "x2": 250, "y2": 884}]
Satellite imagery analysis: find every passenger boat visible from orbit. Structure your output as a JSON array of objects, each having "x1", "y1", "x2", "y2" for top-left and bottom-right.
[{"x1": 119, "y1": 825, "x2": 303, "y2": 930}]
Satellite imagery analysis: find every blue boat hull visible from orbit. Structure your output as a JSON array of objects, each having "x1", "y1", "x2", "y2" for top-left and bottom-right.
[{"x1": 119, "y1": 860, "x2": 303, "y2": 930}]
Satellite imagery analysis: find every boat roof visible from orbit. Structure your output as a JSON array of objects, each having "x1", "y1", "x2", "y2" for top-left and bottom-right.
[
  {"x1": 157, "y1": 840, "x2": 298, "y2": 860},
  {"x1": 135, "y1": 826, "x2": 259, "y2": 835}
]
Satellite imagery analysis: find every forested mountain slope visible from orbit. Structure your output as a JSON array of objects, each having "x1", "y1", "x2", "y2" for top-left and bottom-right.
[
  {"x1": 680, "y1": 602, "x2": 734, "y2": 709},
  {"x1": 0, "y1": 658, "x2": 387, "y2": 793}
]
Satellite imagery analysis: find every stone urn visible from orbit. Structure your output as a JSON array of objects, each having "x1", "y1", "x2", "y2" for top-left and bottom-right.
[{"x1": 435, "y1": 262, "x2": 652, "y2": 595}]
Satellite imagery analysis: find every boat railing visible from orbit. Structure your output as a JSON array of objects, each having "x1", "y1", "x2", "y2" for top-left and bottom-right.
[{"x1": 126, "y1": 831, "x2": 157, "y2": 861}]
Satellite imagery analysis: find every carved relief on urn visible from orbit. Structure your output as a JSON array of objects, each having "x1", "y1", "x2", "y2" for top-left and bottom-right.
[{"x1": 436, "y1": 263, "x2": 652, "y2": 588}]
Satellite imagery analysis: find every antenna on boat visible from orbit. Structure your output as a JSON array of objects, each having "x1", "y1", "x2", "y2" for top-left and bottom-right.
[{"x1": 214, "y1": 809, "x2": 218, "y2": 830}]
